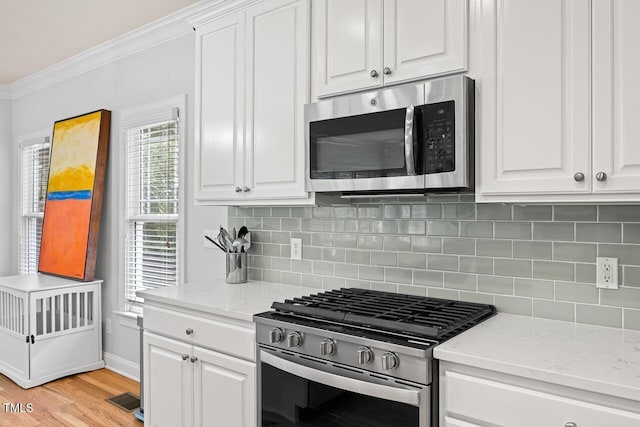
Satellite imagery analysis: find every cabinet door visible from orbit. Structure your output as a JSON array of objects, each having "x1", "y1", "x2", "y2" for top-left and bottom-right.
[
  {"x1": 195, "y1": 13, "x2": 245, "y2": 202},
  {"x1": 193, "y1": 346, "x2": 256, "y2": 427},
  {"x1": 312, "y1": 0, "x2": 383, "y2": 97},
  {"x1": 144, "y1": 332, "x2": 193, "y2": 427},
  {"x1": 592, "y1": 0, "x2": 640, "y2": 193},
  {"x1": 383, "y1": 0, "x2": 466, "y2": 85},
  {"x1": 474, "y1": 0, "x2": 591, "y2": 199},
  {"x1": 244, "y1": 0, "x2": 310, "y2": 200}
]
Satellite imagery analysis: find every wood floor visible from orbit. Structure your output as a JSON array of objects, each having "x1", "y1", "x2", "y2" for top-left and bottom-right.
[{"x1": 0, "y1": 369, "x2": 141, "y2": 427}]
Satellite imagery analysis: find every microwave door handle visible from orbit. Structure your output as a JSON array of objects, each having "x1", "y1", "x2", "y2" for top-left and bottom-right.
[
  {"x1": 260, "y1": 350, "x2": 422, "y2": 407},
  {"x1": 404, "y1": 105, "x2": 416, "y2": 176}
]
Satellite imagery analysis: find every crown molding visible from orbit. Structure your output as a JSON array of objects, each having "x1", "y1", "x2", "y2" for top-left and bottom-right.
[
  {"x1": 9, "y1": 0, "x2": 227, "y2": 100},
  {"x1": 0, "y1": 85, "x2": 10, "y2": 100}
]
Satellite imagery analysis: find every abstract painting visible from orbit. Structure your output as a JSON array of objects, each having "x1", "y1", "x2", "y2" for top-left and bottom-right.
[{"x1": 39, "y1": 110, "x2": 111, "y2": 281}]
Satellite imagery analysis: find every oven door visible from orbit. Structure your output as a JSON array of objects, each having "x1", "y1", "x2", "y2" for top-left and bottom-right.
[
  {"x1": 258, "y1": 348, "x2": 430, "y2": 427},
  {"x1": 305, "y1": 84, "x2": 426, "y2": 193}
]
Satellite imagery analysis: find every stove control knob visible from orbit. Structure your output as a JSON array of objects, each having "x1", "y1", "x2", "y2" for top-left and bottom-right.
[
  {"x1": 381, "y1": 352, "x2": 399, "y2": 371},
  {"x1": 286, "y1": 331, "x2": 303, "y2": 348},
  {"x1": 268, "y1": 328, "x2": 284, "y2": 344},
  {"x1": 357, "y1": 347, "x2": 374, "y2": 365},
  {"x1": 320, "y1": 338, "x2": 336, "y2": 356}
]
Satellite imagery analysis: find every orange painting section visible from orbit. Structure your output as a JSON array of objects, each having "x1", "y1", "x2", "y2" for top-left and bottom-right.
[{"x1": 39, "y1": 199, "x2": 92, "y2": 279}]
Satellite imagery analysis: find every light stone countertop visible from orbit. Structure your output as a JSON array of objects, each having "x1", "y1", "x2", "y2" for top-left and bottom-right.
[
  {"x1": 137, "y1": 280, "x2": 321, "y2": 323},
  {"x1": 434, "y1": 313, "x2": 640, "y2": 402}
]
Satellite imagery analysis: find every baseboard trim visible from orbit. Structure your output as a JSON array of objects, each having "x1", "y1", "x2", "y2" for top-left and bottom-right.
[{"x1": 103, "y1": 352, "x2": 140, "y2": 382}]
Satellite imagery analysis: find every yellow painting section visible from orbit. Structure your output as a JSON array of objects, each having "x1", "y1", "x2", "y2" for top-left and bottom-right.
[{"x1": 48, "y1": 111, "x2": 101, "y2": 192}]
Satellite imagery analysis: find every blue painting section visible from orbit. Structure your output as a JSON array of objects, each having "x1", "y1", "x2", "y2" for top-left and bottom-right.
[{"x1": 47, "y1": 190, "x2": 92, "y2": 201}]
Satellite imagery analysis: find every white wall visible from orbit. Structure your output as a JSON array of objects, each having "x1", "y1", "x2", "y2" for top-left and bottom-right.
[
  {"x1": 10, "y1": 33, "x2": 227, "y2": 366},
  {"x1": 0, "y1": 100, "x2": 12, "y2": 275}
]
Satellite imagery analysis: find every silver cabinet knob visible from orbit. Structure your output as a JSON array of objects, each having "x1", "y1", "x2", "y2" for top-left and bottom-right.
[
  {"x1": 381, "y1": 352, "x2": 399, "y2": 371},
  {"x1": 235, "y1": 186, "x2": 242, "y2": 193},
  {"x1": 573, "y1": 172, "x2": 585, "y2": 182},
  {"x1": 286, "y1": 331, "x2": 303, "y2": 348},
  {"x1": 596, "y1": 171, "x2": 607, "y2": 181},
  {"x1": 268, "y1": 328, "x2": 284, "y2": 344},
  {"x1": 320, "y1": 338, "x2": 336, "y2": 356},
  {"x1": 357, "y1": 347, "x2": 374, "y2": 365},
  {"x1": 185, "y1": 328, "x2": 194, "y2": 335},
  {"x1": 190, "y1": 356, "x2": 198, "y2": 363},
  {"x1": 181, "y1": 354, "x2": 189, "y2": 361},
  {"x1": 565, "y1": 423, "x2": 577, "y2": 427},
  {"x1": 383, "y1": 67, "x2": 392, "y2": 75},
  {"x1": 242, "y1": 186, "x2": 250, "y2": 192},
  {"x1": 370, "y1": 69, "x2": 379, "y2": 78}
]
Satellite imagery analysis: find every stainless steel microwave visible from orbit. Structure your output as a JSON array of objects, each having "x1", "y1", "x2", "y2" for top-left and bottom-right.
[{"x1": 305, "y1": 75, "x2": 474, "y2": 194}]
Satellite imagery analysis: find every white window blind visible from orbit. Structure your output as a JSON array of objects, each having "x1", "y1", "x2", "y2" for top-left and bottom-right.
[
  {"x1": 20, "y1": 138, "x2": 50, "y2": 274},
  {"x1": 124, "y1": 108, "x2": 180, "y2": 311}
]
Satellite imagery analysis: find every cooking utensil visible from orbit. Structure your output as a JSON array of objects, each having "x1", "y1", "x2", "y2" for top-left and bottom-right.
[
  {"x1": 220, "y1": 226, "x2": 234, "y2": 250},
  {"x1": 204, "y1": 235, "x2": 227, "y2": 253},
  {"x1": 231, "y1": 237, "x2": 248, "y2": 253},
  {"x1": 238, "y1": 226, "x2": 249, "y2": 239},
  {"x1": 217, "y1": 230, "x2": 229, "y2": 252}
]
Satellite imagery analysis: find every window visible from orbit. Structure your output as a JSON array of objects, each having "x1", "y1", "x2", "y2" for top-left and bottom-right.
[
  {"x1": 121, "y1": 97, "x2": 184, "y2": 314},
  {"x1": 19, "y1": 137, "x2": 50, "y2": 274}
]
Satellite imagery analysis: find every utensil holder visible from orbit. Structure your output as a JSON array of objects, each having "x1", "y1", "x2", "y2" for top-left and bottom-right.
[{"x1": 226, "y1": 253, "x2": 247, "y2": 284}]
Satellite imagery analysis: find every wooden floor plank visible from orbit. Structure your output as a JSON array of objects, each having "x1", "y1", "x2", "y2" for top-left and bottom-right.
[{"x1": 0, "y1": 369, "x2": 141, "y2": 427}]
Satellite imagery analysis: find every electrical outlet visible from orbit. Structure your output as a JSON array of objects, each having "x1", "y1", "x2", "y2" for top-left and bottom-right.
[
  {"x1": 290, "y1": 238, "x2": 302, "y2": 260},
  {"x1": 597, "y1": 257, "x2": 618, "y2": 289},
  {"x1": 203, "y1": 229, "x2": 217, "y2": 248},
  {"x1": 105, "y1": 318, "x2": 112, "y2": 334}
]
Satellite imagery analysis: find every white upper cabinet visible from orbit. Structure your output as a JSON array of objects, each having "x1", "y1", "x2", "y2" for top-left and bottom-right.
[
  {"x1": 312, "y1": 0, "x2": 467, "y2": 98},
  {"x1": 313, "y1": 0, "x2": 383, "y2": 96},
  {"x1": 195, "y1": 13, "x2": 245, "y2": 202},
  {"x1": 244, "y1": 0, "x2": 309, "y2": 200},
  {"x1": 592, "y1": 0, "x2": 640, "y2": 194},
  {"x1": 382, "y1": 0, "x2": 466, "y2": 86},
  {"x1": 474, "y1": 0, "x2": 591, "y2": 199},
  {"x1": 475, "y1": 0, "x2": 640, "y2": 202},
  {"x1": 194, "y1": 0, "x2": 313, "y2": 205}
]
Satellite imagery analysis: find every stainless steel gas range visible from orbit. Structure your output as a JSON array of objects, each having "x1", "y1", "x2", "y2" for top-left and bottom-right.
[{"x1": 254, "y1": 288, "x2": 495, "y2": 427}]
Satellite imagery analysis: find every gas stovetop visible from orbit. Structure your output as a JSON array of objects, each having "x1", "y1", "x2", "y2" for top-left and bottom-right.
[
  {"x1": 268, "y1": 287, "x2": 495, "y2": 342},
  {"x1": 254, "y1": 288, "x2": 495, "y2": 385}
]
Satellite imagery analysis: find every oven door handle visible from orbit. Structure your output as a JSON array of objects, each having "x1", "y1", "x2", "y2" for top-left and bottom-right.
[
  {"x1": 260, "y1": 350, "x2": 422, "y2": 407},
  {"x1": 404, "y1": 105, "x2": 416, "y2": 176}
]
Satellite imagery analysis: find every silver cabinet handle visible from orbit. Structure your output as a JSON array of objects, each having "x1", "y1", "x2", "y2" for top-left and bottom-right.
[
  {"x1": 404, "y1": 105, "x2": 416, "y2": 176},
  {"x1": 596, "y1": 171, "x2": 607, "y2": 181},
  {"x1": 565, "y1": 423, "x2": 577, "y2": 427},
  {"x1": 190, "y1": 356, "x2": 198, "y2": 363},
  {"x1": 235, "y1": 186, "x2": 242, "y2": 193},
  {"x1": 370, "y1": 69, "x2": 379, "y2": 78},
  {"x1": 181, "y1": 354, "x2": 189, "y2": 361},
  {"x1": 185, "y1": 328, "x2": 194, "y2": 335},
  {"x1": 383, "y1": 67, "x2": 392, "y2": 75},
  {"x1": 242, "y1": 186, "x2": 250, "y2": 192},
  {"x1": 573, "y1": 172, "x2": 585, "y2": 182}
]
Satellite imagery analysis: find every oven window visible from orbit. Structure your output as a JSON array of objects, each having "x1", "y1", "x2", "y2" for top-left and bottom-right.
[
  {"x1": 309, "y1": 108, "x2": 410, "y2": 179},
  {"x1": 261, "y1": 362, "x2": 419, "y2": 427}
]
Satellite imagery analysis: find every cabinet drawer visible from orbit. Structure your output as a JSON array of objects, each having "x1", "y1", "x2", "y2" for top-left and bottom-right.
[
  {"x1": 144, "y1": 305, "x2": 255, "y2": 361},
  {"x1": 443, "y1": 370, "x2": 640, "y2": 427}
]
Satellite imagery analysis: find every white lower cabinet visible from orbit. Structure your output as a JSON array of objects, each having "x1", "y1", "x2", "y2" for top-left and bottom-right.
[
  {"x1": 440, "y1": 362, "x2": 640, "y2": 427},
  {"x1": 143, "y1": 305, "x2": 257, "y2": 427}
]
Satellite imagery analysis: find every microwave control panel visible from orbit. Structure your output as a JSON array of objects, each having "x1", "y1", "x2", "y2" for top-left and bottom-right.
[{"x1": 422, "y1": 101, "x2": 455, "y2": 174}]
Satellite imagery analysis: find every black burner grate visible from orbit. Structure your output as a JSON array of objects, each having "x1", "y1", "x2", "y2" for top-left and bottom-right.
[{"x1": 271, "y1": 288, "x2": 495, "y2": 339}]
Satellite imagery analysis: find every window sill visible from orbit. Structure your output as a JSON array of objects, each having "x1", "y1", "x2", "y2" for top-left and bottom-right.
[{"x1": 113, "y1": 310, "x2": 141, "y2": 330}]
